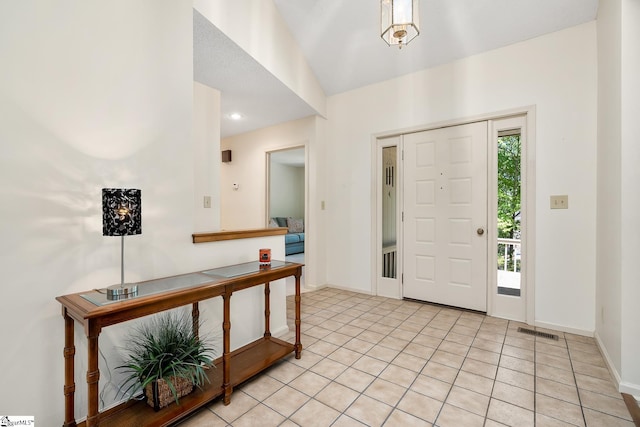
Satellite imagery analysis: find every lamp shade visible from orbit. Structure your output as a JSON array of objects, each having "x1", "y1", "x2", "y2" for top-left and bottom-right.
[
  {"x1": 102, "y1": 188, "x2": 142, "y2": 236},
  {"x1": 381, "y1": 0, "x2": 420, "y2": 48}
]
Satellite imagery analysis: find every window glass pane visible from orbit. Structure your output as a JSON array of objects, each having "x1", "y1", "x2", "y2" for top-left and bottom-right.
[
  {"x1": 382, "y1": 146, "x2": 397, "y2": 279},
  {"x1": 497, "y1": 134, "x2": 521, "y2": 296}
]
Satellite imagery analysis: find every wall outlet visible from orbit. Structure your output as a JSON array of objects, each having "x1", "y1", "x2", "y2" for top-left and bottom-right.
[
  {"x1": 203, "y1": 196, "x2": 211, "y2": 208},
  {"x1": 550, "y1": 195, "x2": 568, "y2": 209}
]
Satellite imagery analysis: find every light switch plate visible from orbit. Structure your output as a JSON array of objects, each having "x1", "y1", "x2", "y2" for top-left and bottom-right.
[
  {"x1": 204, "y1": 196, "x2": 211, "y2": 208},
  {"x1": 550, "y1": 195, "x2": 568, "y2": 209}
]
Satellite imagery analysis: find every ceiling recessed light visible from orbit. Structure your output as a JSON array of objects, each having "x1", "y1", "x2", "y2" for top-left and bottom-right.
[{"x1": 229, "y1": 113, "x2": 243, "y2": 120}]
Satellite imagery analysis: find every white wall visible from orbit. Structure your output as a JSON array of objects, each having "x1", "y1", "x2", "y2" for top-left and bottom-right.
[
  {"x1": 0, "y1": 1, "x2": 288, "y2": 421},
  {"x1": 596, "y1": 0, "x2": 623, "y2": 382},
  {"x1": 270, "y1": 162, "x2": 305, "y2": 219},
  {"x1": 220, "y1": 115, "x2": 327, "y2": 289},
  {"x1": 595, "y1": 0, "x2": 640, "y2": 397},
  {"x1": 619, "y1": 0, "x2": 640, "y2": 395},
  {"x1": 221, "y1": 116, "x2": 315, "y2": 230},
  {"x1": 324, "y1": 23, "x2": 598, "y2": 333},
  {"x1": 193, "y1": 81, "x2": 222, "y2": 232}
]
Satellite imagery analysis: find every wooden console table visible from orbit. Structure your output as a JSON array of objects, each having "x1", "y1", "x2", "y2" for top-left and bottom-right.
[{"x1": 57, "y1": 260, "x2": 303, "y2": 427}]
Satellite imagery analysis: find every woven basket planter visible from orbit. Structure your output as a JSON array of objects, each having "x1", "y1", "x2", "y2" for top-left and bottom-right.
[{"x1": 145, "y1": 376, "x2": 194, "y2": 411}]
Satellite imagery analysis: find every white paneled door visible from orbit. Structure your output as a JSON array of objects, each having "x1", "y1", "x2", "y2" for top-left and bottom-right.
[{"x1": 403, "y1": 122, "x2": 488, "y2": 311}]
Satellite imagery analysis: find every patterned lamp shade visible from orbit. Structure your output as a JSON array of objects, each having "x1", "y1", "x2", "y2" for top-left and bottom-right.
[{"x1": 102, "y1": 188, "x2": 142, "y2": 236}]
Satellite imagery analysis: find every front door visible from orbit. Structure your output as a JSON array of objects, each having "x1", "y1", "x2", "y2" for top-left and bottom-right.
[{"x1": 403, "y1": 121, "x2": 488, "y2": 311}]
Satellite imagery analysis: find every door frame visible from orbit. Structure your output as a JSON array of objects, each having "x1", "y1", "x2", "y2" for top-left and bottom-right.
[{"x1": 371, "y1": 106, "x2": 536, "y2": 323}]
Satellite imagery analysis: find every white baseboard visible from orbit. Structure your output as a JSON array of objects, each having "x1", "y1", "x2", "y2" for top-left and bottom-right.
[
  {"x1": 594, "y1": 332, "x2": 640, "y2": 398},
  {"x1": 594, "y1": 331, "x2": 622, "y2": 387},
  {"x1": 301, "y1": 282, "x2": 323, "y2": 291},
  {"x1": 324, "y1": 284, "x2": 375, "y2": 295},
  {"x1": 272, "y1": 324, "x2": 291, "y2": 338},
  {"x1": 619, "y1": 382, "x2": 640, "y2": 400},
  {"x1": 533, "y1": 320, "x2": 593, "y2": 337}
]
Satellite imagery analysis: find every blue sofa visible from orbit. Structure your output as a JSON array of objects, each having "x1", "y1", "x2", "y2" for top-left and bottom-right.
[
  {"x1": 271, "y1": 217, "x2": 304, "y2": 255},
  {"x1": 285, "y1": 233, "x2": 304, "y2": 255}
]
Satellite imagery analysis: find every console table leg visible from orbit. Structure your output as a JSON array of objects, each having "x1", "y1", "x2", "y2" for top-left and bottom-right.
[
  {"x1": 86, "y1": 323, "x2": 101, "y2": 427},
  {"x1": 294, "y1": 270, "x2": 302, "y2": 359},
  {"x1": 62, "y1": 310, "x2": 77, "y2": 427},
  {"x1": 192, "y1": 302, "x2": 200, "y2": 339},
  {"x1": 264, "y1": 282, "x2": 271, "y2": 338},
  {"x1": 222, "y1": 291, "x2": 232, "y2": 405}
]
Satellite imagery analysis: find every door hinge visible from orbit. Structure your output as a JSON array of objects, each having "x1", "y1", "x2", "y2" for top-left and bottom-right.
[
  {"x1": 401, "y1": 273, "x2": 404, "y2": 284},
  {"x1": 402, "y1": 211, "x2": 404, "y2": 222}
]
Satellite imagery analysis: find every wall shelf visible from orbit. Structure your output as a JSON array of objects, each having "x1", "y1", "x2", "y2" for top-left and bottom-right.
[{"x1": 192, "y1": 227, "x2": 287, "y2": 243}]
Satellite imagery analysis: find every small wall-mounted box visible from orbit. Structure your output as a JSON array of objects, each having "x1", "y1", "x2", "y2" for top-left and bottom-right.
[{"x1": 221, "y1": 150, "x2": 232, "y2": 163}]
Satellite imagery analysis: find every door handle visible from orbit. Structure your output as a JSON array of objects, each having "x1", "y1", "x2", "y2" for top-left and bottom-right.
[{"x1": 476, "y1": 228, "x2": 485, "y2": 236}]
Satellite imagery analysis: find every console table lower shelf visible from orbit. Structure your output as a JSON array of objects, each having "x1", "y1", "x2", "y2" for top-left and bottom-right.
[{"x1": 82, "y1": 337, "x2": 294, "y2": 427}]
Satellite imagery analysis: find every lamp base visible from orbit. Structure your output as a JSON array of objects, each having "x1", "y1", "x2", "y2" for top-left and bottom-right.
[{"x1": 106, "y1": 283, "x2": 138, "y2": 300}]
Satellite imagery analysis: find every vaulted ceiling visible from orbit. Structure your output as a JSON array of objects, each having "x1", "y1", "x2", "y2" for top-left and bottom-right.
[{"x1": 194, "y1": 0, "x2": 598, "y2": 138}]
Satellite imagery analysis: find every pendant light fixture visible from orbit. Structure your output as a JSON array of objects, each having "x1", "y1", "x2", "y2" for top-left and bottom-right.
[{"x1": 381, "y1": 0, "x2": 420, "y2": 49}]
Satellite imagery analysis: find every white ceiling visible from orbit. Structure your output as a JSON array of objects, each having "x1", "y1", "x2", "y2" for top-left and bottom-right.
[
  {"x1": 193, "y1": 10, "x2": 318, "y2": 138},
  {"x1": 194, "y1": 0, "x2": 598, "y2": 138}
]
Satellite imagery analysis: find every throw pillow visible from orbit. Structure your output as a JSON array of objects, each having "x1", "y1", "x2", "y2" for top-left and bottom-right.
[
  {"x1": 268, "y1": 218, "x2": 279, "y2": 228},
  {"x1": 287, "y1": 217, "x2": 304, "y2": 233}
]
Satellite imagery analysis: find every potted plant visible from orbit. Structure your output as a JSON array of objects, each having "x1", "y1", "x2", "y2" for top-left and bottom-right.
[{"x1": 117, "y1": 312, "x2": 215, "y2": 411}]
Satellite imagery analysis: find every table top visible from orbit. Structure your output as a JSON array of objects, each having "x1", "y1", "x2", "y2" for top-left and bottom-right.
[
  {"x1": 79, "y1": 260, "x2": 292, "y2": 306},
  {"x1": 56, "y1": 260, "x2": 302, "y2": 327}
]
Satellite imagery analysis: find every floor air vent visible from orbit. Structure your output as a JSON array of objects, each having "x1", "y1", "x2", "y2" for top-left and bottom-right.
[{"x1": 517, "y1": 327, "x2": 559, "y2": 340}]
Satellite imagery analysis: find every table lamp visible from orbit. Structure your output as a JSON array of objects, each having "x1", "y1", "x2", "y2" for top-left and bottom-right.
[{"x1": 102, "y1": 188, "x2": 141, "y2": 300}]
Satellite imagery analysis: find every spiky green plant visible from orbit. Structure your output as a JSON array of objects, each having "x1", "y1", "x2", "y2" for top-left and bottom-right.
[{"x1": 117, "y1": 312, "x2": 215, "y2": 404}]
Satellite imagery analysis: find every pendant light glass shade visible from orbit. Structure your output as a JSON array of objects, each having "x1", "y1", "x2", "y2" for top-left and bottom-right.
[{"x1": 381, "y1": 0, "x2": 420, "y2": 49}]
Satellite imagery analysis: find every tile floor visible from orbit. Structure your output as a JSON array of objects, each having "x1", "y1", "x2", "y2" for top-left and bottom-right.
[{"x1": 178, "y1": 288, "x2": 635, "y2": 426}]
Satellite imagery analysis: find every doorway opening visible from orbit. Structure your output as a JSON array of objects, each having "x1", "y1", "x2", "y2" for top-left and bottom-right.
[{"x1": 266, "y1": 146, "x2": 306, "y2": 295}]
